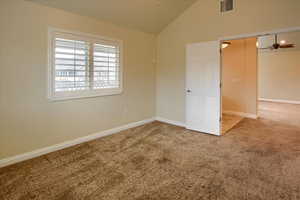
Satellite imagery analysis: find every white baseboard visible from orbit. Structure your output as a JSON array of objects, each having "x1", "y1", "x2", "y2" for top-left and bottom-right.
[
  {"x1": 155, "y1": 117, "x2": 220, "y2": 136},
  {"x1": 223, "y1": 110, "x2": 258, "y2": 119},
  {"x1": 155, "y1": 117, "x2": 186, "y2": 127},
  {"x1": 259, "y1": 98, "x2": 300, "y2": 105},
  {"x1": 0, "y1": 118, "x2": 155, "y2": 168}
]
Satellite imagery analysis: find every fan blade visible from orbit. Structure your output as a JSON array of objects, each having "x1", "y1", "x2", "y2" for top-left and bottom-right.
[{"x1": 279, "y1": 44, "x2": 295, "y2": 48}]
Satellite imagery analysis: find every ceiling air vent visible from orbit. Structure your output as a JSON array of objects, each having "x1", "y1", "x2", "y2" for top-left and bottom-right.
[{"x1": 220, "y1": 0, "x2": 234, "y2": 12}]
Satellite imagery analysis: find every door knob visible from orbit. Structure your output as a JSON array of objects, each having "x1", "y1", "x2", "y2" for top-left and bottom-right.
[{"x1": 187, "y1": 89, "x2": 192, "y2": 93}]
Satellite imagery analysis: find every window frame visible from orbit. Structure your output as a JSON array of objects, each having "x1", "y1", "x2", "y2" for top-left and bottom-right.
[{"x1": 48, "y1": 27, "x2": 123, "y2": 101}]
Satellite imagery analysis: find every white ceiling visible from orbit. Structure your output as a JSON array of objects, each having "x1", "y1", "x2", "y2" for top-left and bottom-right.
[
  {"x1": 28, "y1": 0, "x2": 198, "y2": 34},
  {"x1": 258, "y1": 31, "x2": 300, "y2": 52}
]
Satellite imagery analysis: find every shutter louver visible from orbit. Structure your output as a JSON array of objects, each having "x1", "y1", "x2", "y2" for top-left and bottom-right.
[
  {"x1": 93, "y1": 44, "x2": 120, "y2": 89},
  {"x1": 55, "y1": 38, "x2": 90, "y2": 92}
]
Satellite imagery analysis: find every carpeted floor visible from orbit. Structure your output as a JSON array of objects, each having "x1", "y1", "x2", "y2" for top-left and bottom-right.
[
  {"x1": 259, "y1": 100, "x2": 300, "y2": 128},
  {"x1": 221, "y1": 114, "x2": 243, "y2": 134},
  {"x1": 0, "y1": 102, "x2": 300, "y2": 200}
]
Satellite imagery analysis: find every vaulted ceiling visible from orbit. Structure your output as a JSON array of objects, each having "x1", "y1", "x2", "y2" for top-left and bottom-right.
[{"x1": 28, "y1": 0, "x2": 198, "y2": 34}]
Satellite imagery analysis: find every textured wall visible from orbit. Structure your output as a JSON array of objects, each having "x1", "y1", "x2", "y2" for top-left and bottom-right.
[
  {"x1": 0, "y1": 0, "x2": 156, "y2": 159},
  {"x1": 157, "y1": 0, "x2": 300, "y2": 123}
]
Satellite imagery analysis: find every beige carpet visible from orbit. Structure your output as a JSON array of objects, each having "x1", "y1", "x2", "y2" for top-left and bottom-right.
[
  {"x1": 259, "y1": 100, "x2": 300, "y2": 128},
  {"x1": 1, "y1": 102, "x2": 300, "y2": 199},
  {"x1": 221, "y1": 114, "x2": 243, "y2": 134}
]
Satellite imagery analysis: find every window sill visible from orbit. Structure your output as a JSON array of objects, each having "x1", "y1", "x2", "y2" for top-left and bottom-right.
[{"x1": 48, "y1": 88, "x2": 123, "y2": 102}]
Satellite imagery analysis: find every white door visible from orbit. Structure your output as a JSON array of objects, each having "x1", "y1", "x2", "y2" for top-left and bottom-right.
[{"x1": 186, "y1": 41, "x2": 221, "y2": 136}]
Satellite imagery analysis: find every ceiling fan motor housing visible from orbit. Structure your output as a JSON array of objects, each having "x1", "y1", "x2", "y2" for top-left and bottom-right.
[{"x1": 273, "y1": 43, "x2": 280, "y2": 49}]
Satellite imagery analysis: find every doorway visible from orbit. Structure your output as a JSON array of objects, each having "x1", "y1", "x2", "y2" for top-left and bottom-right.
[
  {"x1": 221, "y1": 37, "x2": 258, "y2": 134},
  {"x1": 257, "y1": 31, "x2": 300, "y2": 127},
  {"x1": 220, "y1": 29, "x2": 300, "y2": 134}
]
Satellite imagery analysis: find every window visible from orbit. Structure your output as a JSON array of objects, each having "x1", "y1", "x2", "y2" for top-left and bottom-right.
[{"x1": 48, "y1": 28, "x2": 123, "y2": 100}]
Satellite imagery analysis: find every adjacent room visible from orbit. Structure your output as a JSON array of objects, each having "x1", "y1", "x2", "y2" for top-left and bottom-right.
[
  {"x1": 221, "y1": 31, "x2": 300, "y2": 134},
  {"x1": 1, "y1": 0, "x2": 300, "y2": 199},
  {"x1": 258, "y1": 32, "x2": 300, "y2": 127}
]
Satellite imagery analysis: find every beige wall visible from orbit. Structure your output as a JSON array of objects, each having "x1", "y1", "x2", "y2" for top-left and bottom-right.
[
  {"x1": 1, "y1": 0, "x2": 300, "y2": 160},
  {"x1": 0, "y1": 0, "x2": 156, "y2": 159},
  {"x1": 258, "y1": 50, "x2": 300, "y2": 101},
  {"x1": 222, "y1": 38, "x2": 257, "y2": 115},
  {"x1": 157, "y1": 0, "x2": 300, "y2": 123}
]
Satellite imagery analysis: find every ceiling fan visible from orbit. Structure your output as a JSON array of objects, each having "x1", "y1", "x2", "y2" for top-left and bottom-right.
[{"x1": 259, "y1": 34, "x2": 295, "y2": 50}]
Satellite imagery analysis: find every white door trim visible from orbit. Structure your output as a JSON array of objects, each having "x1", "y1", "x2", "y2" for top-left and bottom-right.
[{"x1": 219, "y1": 26, "x2": 300, "y2": 42}]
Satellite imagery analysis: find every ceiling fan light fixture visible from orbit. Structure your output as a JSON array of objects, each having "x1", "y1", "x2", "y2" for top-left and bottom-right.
[
  {"x1": 280, "y1": 40, "x2": 286, "y2": 44},
  {"x1": 258, "y1": 34, "x2": 295, "y2": 50},
  {"x1": 222, "y1": 42, "x2": 231, "y2": 49}
]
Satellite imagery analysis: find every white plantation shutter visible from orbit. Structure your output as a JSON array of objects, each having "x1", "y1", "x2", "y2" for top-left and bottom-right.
[
  {"x1": 49, "y1": 29, "x2": 123, "y2": 100},
  {"x1": 93, "y1": 43, "x2": 120, "y2": 89},
  {"x1": 55, "y1": 38, "x2": 90, "y2": 92}
]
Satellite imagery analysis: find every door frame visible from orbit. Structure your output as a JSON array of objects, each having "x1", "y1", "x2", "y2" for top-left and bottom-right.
[{"x1": 218, "y1": 26, "x2": 300, "y2": 134}]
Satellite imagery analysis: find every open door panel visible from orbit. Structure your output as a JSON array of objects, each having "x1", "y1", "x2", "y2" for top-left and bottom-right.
[{"x1": 186, "y1": 41, "x2": 221, "y2": 136}]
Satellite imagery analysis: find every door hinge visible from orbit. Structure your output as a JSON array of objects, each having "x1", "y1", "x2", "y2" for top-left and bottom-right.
[{"x1": 220, "y1": 83, "x2": 222, "y2": 88}]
